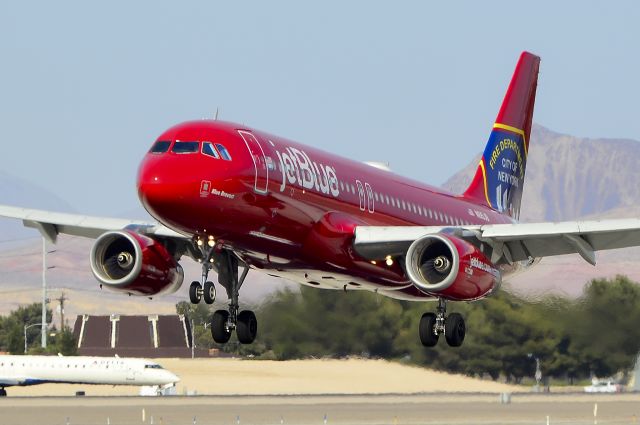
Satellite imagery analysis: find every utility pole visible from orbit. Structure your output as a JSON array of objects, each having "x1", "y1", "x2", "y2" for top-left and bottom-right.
[
  {"x1": 41, "y1": 237, "x2": 47, "y2": 348},
  {"x1": 55, "y1": 291, "x2": 68, "y2": 331},
  {"x1": 191, "y1": 318, "x2": 195, "y2": 359}
]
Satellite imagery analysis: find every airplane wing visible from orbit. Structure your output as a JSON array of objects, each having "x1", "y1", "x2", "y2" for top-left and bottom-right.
[
  {"x1": 0, "y1": 205, "x2": 188, "y2": 243},
  {"x1": 353, "y1": 219, "x2": 640, "y2": 266},
  {"x1": 0, "y1": 377, "x2": 23, "y2": 387}
]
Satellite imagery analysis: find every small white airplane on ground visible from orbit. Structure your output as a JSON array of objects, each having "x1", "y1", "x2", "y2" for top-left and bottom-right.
[{"x1": 0, "y1": 354, "x2": 179, "y2": 396}]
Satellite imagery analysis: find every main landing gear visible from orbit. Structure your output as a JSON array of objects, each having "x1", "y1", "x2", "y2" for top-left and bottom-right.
[
  {"x1": 419, "y1": 298, "x2": 466, "y2": 348},
  {"x1": 189, "y1": 249, "x2": 257, "y2": 345}
]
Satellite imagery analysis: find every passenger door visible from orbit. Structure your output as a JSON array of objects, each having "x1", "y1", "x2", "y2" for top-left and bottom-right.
[
  {"x1": 126, "y1": 367, "x2": 135, "y2": 382},
  {"x1": 238, "y1": 130, "x2": 269, "y2": 194}
]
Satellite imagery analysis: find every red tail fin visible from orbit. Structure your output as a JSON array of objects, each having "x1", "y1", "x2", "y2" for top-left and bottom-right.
[{"x1": 463, "y1": 51, "x2": 540, "y2": 220}]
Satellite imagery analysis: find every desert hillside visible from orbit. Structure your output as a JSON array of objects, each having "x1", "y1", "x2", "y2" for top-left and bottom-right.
[
  {"x1": 444, "y1": 124, "x2": 640, "y2": 222},
  {"x1": 3, "y1": 123, "x2": 640, "y2": 318}
]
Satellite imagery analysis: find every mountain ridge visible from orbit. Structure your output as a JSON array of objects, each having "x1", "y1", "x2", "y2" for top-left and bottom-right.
[
  {"x1": 443, "y1": 124, "x2": 640, "y2": 222},
  {"x1": 2, "y1": 123, "x2": 640, "y2": 320}
]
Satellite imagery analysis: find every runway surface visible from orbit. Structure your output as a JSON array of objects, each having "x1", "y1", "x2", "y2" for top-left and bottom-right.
[{"x1": 2, "y1": 393, "x2": 640, "y2": 425}]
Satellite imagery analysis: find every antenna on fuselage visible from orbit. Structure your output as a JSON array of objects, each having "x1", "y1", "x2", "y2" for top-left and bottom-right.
[{"x1": 214, "y1": 108, "x2": 219, "y2": 120}]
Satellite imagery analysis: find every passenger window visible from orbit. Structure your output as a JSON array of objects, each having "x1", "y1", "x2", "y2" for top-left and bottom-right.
[
  {"x1": 202, "y1": 142, "x2": 220, "y2": 158},
  {"x1": 215, "y1": 144, "x2": 232, "y2": 161},
  {"x1": 172, "y1": 141, "x2": 199, "y2": 154},
  {"x1": 149, "y1": 141, "x2": 171, "y2": 154}
]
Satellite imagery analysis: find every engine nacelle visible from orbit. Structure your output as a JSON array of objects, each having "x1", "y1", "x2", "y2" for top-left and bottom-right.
[
  {"x1": 90, "y1": 230, "x2": 184, "y2": 296},
  {"x1": 405, "y1": 233, "x2": 501, "y2": 301}
]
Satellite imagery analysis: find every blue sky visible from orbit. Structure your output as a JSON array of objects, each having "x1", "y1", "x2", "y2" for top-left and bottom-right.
[{"x1": 1, "y1": 1, "x2": 638, "y2": 215}]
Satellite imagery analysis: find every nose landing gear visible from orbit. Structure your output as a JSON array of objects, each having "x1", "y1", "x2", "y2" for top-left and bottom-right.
[
  {"x1": 419, "y1": 298, "x2": 466, "y2": 347},
  {"x1": 189, "y1": 265, "x2": 216, "y2": 305}
]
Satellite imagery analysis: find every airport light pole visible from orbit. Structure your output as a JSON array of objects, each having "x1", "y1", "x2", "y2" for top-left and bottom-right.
[
  {"x1": 41, "y1": 238, "x2": 46, "y2": 348},
  {"x1": 527, "y1": 353, "x2": 542, "y2": 391},
  {"x1": 24, "y1": 322, "x2": 44, "y2": 354},
  {"x1": 41, "y1": 238, "x2": 56, "y2": 348},
  {"x1": 191, "y1": 319, "x2": 195, "y2": 359}
]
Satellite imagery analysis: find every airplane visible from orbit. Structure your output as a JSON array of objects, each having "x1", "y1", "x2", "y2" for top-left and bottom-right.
[
  {"x1": 3, "y1": 51, "x2": 640, "y2": 348},
  {"x1": 0, "y1": 354, "x2": 179, "y2": 396}
]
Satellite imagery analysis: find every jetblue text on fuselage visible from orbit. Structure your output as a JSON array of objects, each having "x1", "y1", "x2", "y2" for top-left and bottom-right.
[{"x1": 276, "y1": 146, "x2": 339, "y2": 197}]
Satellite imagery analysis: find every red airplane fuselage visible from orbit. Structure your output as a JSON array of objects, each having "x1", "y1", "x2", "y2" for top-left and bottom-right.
[{"x1": 137, "y1": 120, "x2": 512, "y2": 301}]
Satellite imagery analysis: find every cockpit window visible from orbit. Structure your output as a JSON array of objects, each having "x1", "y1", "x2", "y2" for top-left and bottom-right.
[
  {"x1": 144, "y1": 364, "x2": 163, "y2": 369},
  {"x1": 172, "y1": 141, "x2": 200, "y2": 154},
  {"x1": 149, "y1": 141, "x2": 171, "y2": 154},
  {"x1": 215, "y1": 143, "x2": 232, "y2": 161},
  {"x1": 202, "y1": 142, "x2": 220, "y2": 159}
]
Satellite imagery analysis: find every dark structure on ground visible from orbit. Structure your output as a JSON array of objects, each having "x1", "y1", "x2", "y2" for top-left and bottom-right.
[{"x1": 72, "y1": 314, "x2": 210, "y2": 357}]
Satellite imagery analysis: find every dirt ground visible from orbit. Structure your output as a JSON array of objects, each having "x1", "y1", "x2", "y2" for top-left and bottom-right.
[{"x1": 5, "y1": 358, "x2": 521, "y2": 397}]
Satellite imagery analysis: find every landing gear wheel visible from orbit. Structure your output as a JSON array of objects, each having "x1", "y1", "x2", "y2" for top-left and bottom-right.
[
  {"x1": 203, "y1": 281, "x2": 216, "y2": 304},
  {"x1": 419, "y1": 312, "x2": 439, "y2": 347},
  {"x1": 211, "y1": 310, "x2": 232, "y2": 344},
  {"x1": 445, "y1": 313, "x2": 466, "y2": 347},
  {"x1": 0, "y1": 388, "x2": 6, "y2": 397},
  {"x1": 237, "y1": 310, "x2": 258, "y2": 344},
  {"x1": 189, "y1": 281, "x2": 202, "y2": 304}
]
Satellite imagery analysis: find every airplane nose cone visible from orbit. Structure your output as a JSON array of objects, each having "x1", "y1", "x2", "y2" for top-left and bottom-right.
[
  {"x1": 137, "y1": 158, "x2": 172, "y2": 218},
  {"x1": 162, "y1": 370, "x2": 180, "y2": 384}
]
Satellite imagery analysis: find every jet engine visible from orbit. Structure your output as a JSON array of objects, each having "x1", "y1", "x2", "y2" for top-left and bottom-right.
[
  {"x1": 404, "y1": 233, "x2": 500, "y2": 300},
  {"x1": 90, "y1": 230, "x2": 184, "y2": 296}
]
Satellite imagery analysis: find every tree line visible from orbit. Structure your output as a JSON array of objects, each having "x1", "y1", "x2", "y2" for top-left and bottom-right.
[
  {"x1": 0, "y1": 303, "x2": 77, "y2": 355},
  {"x1": 3, "y1": 274, "x2": 637, "y2": 383},
  {"x1": 179, "y1": 275, "x2": 640, "y2": 383}
]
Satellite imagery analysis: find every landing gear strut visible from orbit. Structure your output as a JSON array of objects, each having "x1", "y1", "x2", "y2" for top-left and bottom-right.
[
  {"x1": 189, "y1": 263, "x2": 216, "y2": 305},
  {"x1": 189, "y1": 236, "x2": 217, "y2": 305},
  {"x1": 210, "y1": 251, "x2": 256, "y2": 344},
  {"x1": 188, "y1": 241, "x2": 257, "y2": 344},
  {"x1": 419, "y1": 298, "x2": 465, "y2": 347}
]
